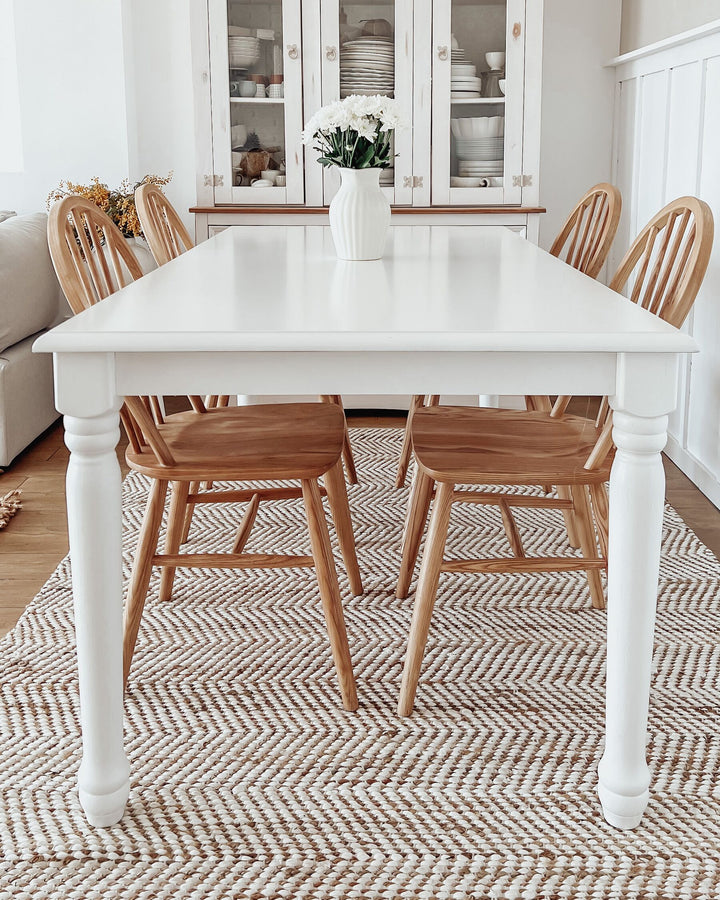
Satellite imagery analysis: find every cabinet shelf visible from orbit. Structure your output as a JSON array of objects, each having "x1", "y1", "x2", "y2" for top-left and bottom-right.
[
  {"x1": 451, "y1": 97, "x2": 506, "y2": 105},
  {"x1": 230, "y1": 97, "x2": 285, "y2": 105}
]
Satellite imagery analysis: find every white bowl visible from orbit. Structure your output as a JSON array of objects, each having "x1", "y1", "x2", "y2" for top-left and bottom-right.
[
  {"x1": 485, "y1": 51, "x2": 505, "y2": 70},
  {"x1": 450, "y1": 116, "x2": 505, "y2": 139},
  {"x1": 229, "y1": 52, "x2": 260, "y2": 68},
  {"x1": 251, "y1": 179, "x2": 273, "y2": 188},
  {"x1": 499, "y1": 79, "x2": 506, "y2": 95}
]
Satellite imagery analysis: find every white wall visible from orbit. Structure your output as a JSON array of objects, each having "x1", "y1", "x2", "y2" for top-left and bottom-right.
[
  {"x1": 621, "y1": 0, "x2": 720, "y2": 53},
  {"x1": 0, "y1": 0, "x2": 130, "y2": 215},
  {"x1": 610, "y1": 26, "x2": 720, "y2": 507},
  {"x1": 538, "y1": 0, "x2": 622, "y2": 253},
  {"x1": 0, "y1": 0, "x2": 197, "y2": 232},
  {"x1": 122, "y1": 0, "x2": 197, "y2": 231}
]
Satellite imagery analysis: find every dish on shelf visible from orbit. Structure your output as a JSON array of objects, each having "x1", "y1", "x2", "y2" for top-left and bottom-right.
[
  {"x1": 228, "y1": 36, "x2": 260, "y2": 69},
  {"x1": 454, "y1": 137, "x2": 504, "y2": 162},
  {"x1": 451, "y1": 116, "x2": 504, "y2": 138},
  {"x1": 450, "y1": 176, "x2": 484, "y2": 187},
  {"x1": 451, "y1": 64, "x2": 477, "y2": 76},
  {"x1": 458, "y1": 164, "x2": 504, "y2": 176},
  {"x1": 340, "y1": 35, "x2": 394, "y2": 97},
  {"x1": 379, "y1": 167, "x2": 394, "y2": 186},
  {"x1": 458, "y1": 161, "x2": 503, "y2": 170},
  {"x1": 485, "y1": 51, "x2": 506, "y2": 71},
  {"x1": 451, "y1": 91, "x2": 481, "y2": 100},
  {"x1": 499, "y1": 79, "x2": 506, "y2": 94}
]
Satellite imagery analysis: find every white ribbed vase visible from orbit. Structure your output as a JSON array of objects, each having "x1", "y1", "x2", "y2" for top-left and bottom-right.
[{"x1": 329, "y1": 167, "x2": 391, "y2": 261}]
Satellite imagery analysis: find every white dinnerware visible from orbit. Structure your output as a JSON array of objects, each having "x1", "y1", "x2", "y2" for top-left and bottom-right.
[
  {"x1": 340, "y1": 35, "x2": 395, "y2": 98},
  {"x1": 228, "y1": 35, "x2": 260, "y2": 69},
  {"x1": 485, "y1": 51, "x2": 505, "y2": 71},
  {"x1": 450, "y1": 116, "x2": 504, "y2": 139}
]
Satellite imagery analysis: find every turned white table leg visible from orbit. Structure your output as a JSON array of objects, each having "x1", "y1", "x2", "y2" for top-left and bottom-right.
[
  {"x1": 64, "y1": 407, "x2": 130, "y2": 826},
  {"x1": 598, "y1": 410, "x2": 668, "y2": 830}
]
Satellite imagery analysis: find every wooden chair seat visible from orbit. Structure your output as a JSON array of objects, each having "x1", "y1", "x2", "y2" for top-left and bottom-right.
[
  {"x1": 126, "y1": 402, "x2": 345, "y2": 481},
  {"x1": 394, "y1": 183, "x2": 623, "y2": 488},
  {"x1": 411, "y1": 406, "x2": 612, "y2": 486}
]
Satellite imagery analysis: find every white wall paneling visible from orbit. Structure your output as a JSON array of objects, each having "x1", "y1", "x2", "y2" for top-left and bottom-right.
[{"x1": 608, "y1": 22, "x2": 720, "y2": 507}]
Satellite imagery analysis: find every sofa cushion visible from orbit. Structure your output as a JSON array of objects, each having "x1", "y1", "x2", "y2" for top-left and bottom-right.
[{"x1": 0, "y1": 212, "x2": 61, "y2": 353}]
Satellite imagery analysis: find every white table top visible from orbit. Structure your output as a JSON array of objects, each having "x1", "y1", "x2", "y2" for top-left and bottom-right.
[{"x1": 35, "y1": 225, "x2": 696, "y2": 355}]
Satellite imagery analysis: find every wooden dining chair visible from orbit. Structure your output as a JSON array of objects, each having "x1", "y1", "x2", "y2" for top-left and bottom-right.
[
  {"x1": 394, "y1": 183, "x2": 623, "y2": 489},
  {"x1": 134, "y1": 182, "x2": 359, "y2": 490},
  {"x1": 48, "y1": 195, "x2": 362, "y2": 709},
  {"x1": 396, "y1": 195, "x2": 713, "y2": 716}
]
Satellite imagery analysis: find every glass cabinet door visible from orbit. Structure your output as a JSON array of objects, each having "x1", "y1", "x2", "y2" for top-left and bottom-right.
[
  {"x1": 208, "y1": 0, "x2": 304, "y2": 204},
  {"x1": 318, "y1": 0, "x2": 414, "y2": 205},
  {"x1": 431, "y1": 0, "x2": 525, "y2": 205}
]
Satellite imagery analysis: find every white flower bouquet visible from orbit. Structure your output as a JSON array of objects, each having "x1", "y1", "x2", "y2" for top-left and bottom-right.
[{"x1": 302, "y1": 95, "x2": 403, "y2": 169}]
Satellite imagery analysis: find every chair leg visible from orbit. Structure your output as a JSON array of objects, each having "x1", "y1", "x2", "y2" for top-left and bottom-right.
[
  {"x1": 323, "y1": 459, "x2": 363, "y2": 596},
  {"x1": 335, "y1": 395, "x2": 359, "y2": 485},
  {"x1": 396, "y1": 468, "x2": 435, "y2": 599},
  {"x1": 589, "y1": 482, "x2": 609, "y2": 559},
  {"x1": 123, "y1": 479, "x2": 168, "y2": 688},
  {"x1": 320, "y1": 395, "x2": 358, "y2": 485},
  {"x1": 160, "y1": 481, "x2": 190, "y2": 602},
  {"x1": 558, "y1": 484, "x2": 581, "y2": 549},
  {"x1": 398, "y1": 481, "x2": 454, "y2": 716},
  {"x1": 181, "y1": 481, "x2": 199, "y2": 544},
  {"x1": 395, "y1": 394, "x2": 424, "y2": 488},
  {"x1": 302, "y1": 478, "x2": 358, "y2": 711},
  {"x1": 571, "y1": 483, "x2": 606, "y2": 611}
]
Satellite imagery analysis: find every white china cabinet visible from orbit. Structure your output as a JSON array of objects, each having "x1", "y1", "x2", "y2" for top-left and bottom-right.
[{"x1": 192, "y1": 0, "x2": 544, "y2": 236}]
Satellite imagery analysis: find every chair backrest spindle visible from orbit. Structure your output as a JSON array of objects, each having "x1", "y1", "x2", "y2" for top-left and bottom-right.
[
  {"x1": 549, "y1": 183, "x2": 622, "y2": 279},
  {"x1": 135, "y1": 182, "x2": 194, "y2": 266},
  {"x1": 47, "y1": 196, "x2": 175, "y2": 467}
]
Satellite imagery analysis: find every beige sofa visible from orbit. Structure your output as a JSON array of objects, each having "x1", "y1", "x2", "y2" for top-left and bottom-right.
[{"x1": 0, "y1": 212, "x2": 68, "y2": 467}]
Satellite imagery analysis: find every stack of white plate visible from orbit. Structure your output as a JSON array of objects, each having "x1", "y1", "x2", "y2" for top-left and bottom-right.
[
  {"x1": 228, "y1": 35, "x2": 260, "y2": 69},
  {"x1": 451, "y1": 61, "x2": 481, "y2": 99},
  {"x1": 339, "y1": 36, "x2": 394, "y2": 98},
  {"x1": 379, "y1": 167, "x2": 394, "y2": 186},
  {"x1": 458, "y1": 161, "x2": 504, "y2": 177},
  {"x1": 454, "y1": 136, "x2": 504, "y2": 161}
]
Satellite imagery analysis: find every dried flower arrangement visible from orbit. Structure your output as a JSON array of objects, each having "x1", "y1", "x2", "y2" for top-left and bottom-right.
[{"x1": 47, "y1": 173, "x2": 172, "y2": 238}]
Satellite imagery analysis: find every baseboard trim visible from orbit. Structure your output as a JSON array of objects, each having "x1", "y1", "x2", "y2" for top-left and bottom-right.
[{"x1": 665, "y1": 435, "x2": 720, "y2": 512}]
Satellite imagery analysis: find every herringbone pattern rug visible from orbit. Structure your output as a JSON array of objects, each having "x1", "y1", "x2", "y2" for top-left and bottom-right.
[{"x1": 2, "y1": 428, "x2": 720, "y2": 899}]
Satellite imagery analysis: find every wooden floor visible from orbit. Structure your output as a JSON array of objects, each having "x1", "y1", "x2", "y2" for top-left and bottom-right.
[{"x1": 2, "y1": 405, "x2": 720, "y2": 640}]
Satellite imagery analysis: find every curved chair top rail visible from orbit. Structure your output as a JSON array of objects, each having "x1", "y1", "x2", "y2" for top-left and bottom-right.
[
  {"x1": 609, "y1": 195, "x2": 714, "y2": 330},
  {"x1": 47, "y1": 195, "x2": 144, "y2": 316},
  {"x1": 549, "y1": 182, "x2": 622, "y2": 280},
  {"x1": 135, "y1": 182, "x2": 194, "y2": 267}
]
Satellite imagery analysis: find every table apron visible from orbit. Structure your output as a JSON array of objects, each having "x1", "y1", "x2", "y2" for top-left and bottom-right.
[{"x1": 114, "y1": 350, "x2": 621, "y2": 397}]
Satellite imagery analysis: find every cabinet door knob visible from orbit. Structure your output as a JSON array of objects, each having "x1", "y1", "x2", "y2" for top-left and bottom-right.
[
  {"x1": 325, "y1": 45, "x2": 337, "y2": 61},
  {"x1": 437, "y1": 45, "x2": 448, "y2": 61},
  {"x1": 287, "y1": 44, "x2": 299, "y2": 60}
]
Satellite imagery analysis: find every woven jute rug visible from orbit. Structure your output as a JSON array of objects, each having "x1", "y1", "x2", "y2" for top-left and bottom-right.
[{"x1": 2, "y1": 427, "x2": 720, "y2": 899}]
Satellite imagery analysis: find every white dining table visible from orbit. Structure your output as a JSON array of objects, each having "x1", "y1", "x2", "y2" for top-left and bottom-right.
[{"x1": 35, "y1": 224, "x2": 695, "y2": 831}]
